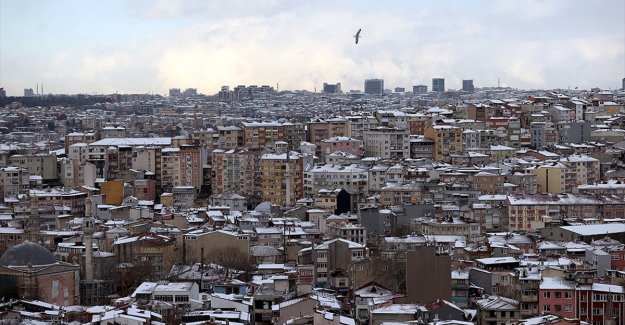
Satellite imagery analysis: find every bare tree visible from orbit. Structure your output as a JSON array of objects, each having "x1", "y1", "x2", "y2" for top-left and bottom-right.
[{"x1": 205, "y1": 246, "x2": 255, "y2": 279}]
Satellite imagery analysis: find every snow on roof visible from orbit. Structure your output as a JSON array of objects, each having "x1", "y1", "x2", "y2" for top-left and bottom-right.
[
  {"x1": 476, "y1": 256, "x2": 519, "y2": 265},
  {"x1": 90, "y1": 137, "x2": 172, "y2": 146},
  {"x1": 539, "y1": 277, "x2": 575, "y2": 290},
  {"x1": 593, "y1": 283, "x2": 624, "y2": 293},
  {"x1": 561, "y1": 223, "x2": 625, "y2": 236},
  {"x1": 315, "y1": 238, "x2": 365, "y2": 250},
  {"x1": 371, "y1": 304, "x2": 425, "y2": 314},
  {"x1": 154, "y1": 282, "x2": 196, "y2": 292},
  {"x1": 261, "y1": 151, "x2": 303, "y2": 160},
  {"x1": 475, "y1": 295, "x2": 519, "y2": 310},
  {"x1": 131, "y1": 282, "x2": 158, "y2": 296}
]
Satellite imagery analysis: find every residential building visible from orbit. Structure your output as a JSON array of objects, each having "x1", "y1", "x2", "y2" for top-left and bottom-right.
[
  {"x1": 424, "y1": 125, "x2": 463, "y2": 162},
  {"x1": 259, "y1": 151, "x2": 308, "y2": 206},
  {"x1": 363, "y1": 126, "x2": 410, "y2": 159},
  {"x1": 475, "y1": 295, "x2": 519, "y2": 325}
]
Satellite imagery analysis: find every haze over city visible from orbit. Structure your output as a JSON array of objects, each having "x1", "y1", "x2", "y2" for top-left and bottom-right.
[{"x1": 1, "y1": 0, "x2": 624, "y2": 95}]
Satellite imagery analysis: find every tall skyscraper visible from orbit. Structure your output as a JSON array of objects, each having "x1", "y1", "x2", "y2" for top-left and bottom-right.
[
  {"x1": 432, "y1": 78, "x2": 445, "y2": 92},
  {"x1": 413, "y1": 85, "x2": 428, "y2": 93},
  {"x1": 462, "y1": 79, "x2": 475, "y2": 93},
  {"x1": 323, "y1": 82, "x2": 342, "y2": 93},
  {"x1": 364, "y1": 79, "x2": 384, "y2": 95},
  {"x1": 622, "y1": 78, "x2": 625, "y2": 90}
]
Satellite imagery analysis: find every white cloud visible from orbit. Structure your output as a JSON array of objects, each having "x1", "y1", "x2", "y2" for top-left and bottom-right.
[{"x1": 2, "y1": 0, "x2": 623, "y2": 95}]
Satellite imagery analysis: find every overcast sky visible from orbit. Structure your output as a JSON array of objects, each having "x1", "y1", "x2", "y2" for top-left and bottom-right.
[{"x1": 1, "y1": 0, "x2": 624, "y2": 96}]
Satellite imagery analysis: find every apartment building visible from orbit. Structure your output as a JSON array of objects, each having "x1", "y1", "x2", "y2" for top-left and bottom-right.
[
  {"x1": 216, "y1": 126, "x2": 244, "y2": 150},
  {"x1": 304, "y1": 164, "x2": 368, "y2": 197},
  {"x1": 424, "y1": 125, "x2": 463, "y2": 162},
  {"x1": 319, "y1": 136, "x2": 363, "y2": 159},
  {"x1": 179, "y1": 144, "x2": 203, "y2": 190},
  {"x1": 211, "y1": 147, "x2": 262, "y2": 201},
  {"x1": 8, "y1": 153, "x2": 58, "y2": 181},
  {"x1": 363, "y1": 126, "x2": 410, "y2": 159},
  {"x1": 161, "y1": 148, "x2": 181, "y2": 193},
  {"x1": 0, "y1": 167, "x2": 29, "y2": 199},
  {"x1": 307, "y1": 118, "x2": 349, "y2": 152},
  {"x1": 345, "y1": 115, "x2": 379, "y2": 140},
  {"x1": 259, "y1": 151, "x2": 308, "y2": 206}
]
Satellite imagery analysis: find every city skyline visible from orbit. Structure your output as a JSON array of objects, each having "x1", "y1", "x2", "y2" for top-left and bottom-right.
[{"x1": 1, "y1": 0, "x2": 624, "y2": 96}]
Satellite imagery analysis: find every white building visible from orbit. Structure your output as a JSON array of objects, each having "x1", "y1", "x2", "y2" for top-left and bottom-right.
[{"x1": 363, "y1": 127, "x2": 409, "y2": 159}]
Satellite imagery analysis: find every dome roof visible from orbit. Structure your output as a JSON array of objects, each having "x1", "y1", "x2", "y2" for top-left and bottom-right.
[
  {"x1": 254, "y1": 201, "x2": 272, "y2": 213},
  {"x1": 0, "y1": 241, "x2": 56, "y2": 267}
]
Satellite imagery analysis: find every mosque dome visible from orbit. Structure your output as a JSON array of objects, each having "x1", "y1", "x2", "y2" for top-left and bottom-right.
[{"x1": 0, "y1": 241, "x2": 56, "y2": 267}]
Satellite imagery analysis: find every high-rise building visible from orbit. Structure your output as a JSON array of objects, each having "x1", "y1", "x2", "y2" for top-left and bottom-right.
[
  {"x1": 413, "y1": 85, "x2": 428, "y2": 93},
  {"x1": 432, "y1": 78, "x2": 445, "y2": 92},
  {"x1": 168, "y1": 88, "x2": 181, "y2": 97},
  {"x1": 364, "y1": 79, "x2": 384, "y2": 95},
  {"x1": 622, "y1": 78, "x2": 625, "y2": 90},
  {"x1": 184, "y1": 88, "x2": 197, "y2": 96},
  {"x1": 24, "y1": 88, "x2": 34, "y2": 97},
  {"x1": 394, "y1": 87, "x2": 405, "y2": 93},
  {"x1": 323, "y1": 83, "x2": 342, "y2": 93},
  {"x1": 462, "y1": 79, "x2": 475, "y2": 93},
  {"x1": 0, "y1": 88, "x2": 6, "y2": 97},
  {"x1": 259, "y1": 151, "x2": 307, "y2": 206}
]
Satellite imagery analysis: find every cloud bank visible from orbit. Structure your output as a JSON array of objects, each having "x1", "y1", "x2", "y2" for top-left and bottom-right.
[{"x1": 0, "y1": 0, "x2": 623, "y2": 95}]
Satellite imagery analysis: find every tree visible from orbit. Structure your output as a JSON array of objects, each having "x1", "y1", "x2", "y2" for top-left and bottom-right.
[{"x1": 205, "y1": 246, "x2": 255, "y2": 279}]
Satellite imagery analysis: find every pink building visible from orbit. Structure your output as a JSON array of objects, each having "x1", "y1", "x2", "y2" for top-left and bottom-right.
[
  {"x1": 319, "y1": 136, "x2": 363, "y2": 159},
  {"x1": 539, "y1": 276, "x2": 576, "y2": 318}
]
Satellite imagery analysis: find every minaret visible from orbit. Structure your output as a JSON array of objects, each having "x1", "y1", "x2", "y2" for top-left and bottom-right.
[
  {"x1": 28, "y1": 195, "x2": 40, "y2": 242},
  {"x1": 82, "y1": 197, "x2": 95, "y2": 282}
]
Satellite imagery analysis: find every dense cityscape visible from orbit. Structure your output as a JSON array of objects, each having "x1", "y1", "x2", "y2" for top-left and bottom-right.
[{"x1": 0, "y1": 79, "x2": 622, "y2": 324}]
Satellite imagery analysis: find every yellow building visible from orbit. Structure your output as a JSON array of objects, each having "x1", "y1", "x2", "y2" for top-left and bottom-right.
[
  {"x1": 489, "y1": 145, "x2": 516, "y2": 161},
  {"x1": 423, "y1": 125, "x2": 462, "y2": 162},
  {"x1": 260, "y1": 151, "x2": 306, "y2": 206},
  {"x1": 160, "y1": 193, "x2": 174, "y2": 207},
  {"x1": 528, "y1": 163, "x2": 567, "y2": 194},
  {"x1": 100, "y1": 180, "x2": 124, "y2": 205}
]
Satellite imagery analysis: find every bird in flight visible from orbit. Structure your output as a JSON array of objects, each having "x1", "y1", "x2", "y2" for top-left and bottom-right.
[{"x1": 354, "y1": 28, "x2": 362, "y2": 44}]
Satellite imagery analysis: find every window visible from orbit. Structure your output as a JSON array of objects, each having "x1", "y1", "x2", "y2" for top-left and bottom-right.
[
  {"x1": 555, "y1": 292, "x2": 561, "y2": 298},
  {"x1": 580, "y1": 308, "x2": 587, "y2": 315},
  {"x1": 543, "y1": 292, "x2": 551, "y2": 299},
  {"x1": 565, "y1": 291, "x2": 572, "y2": 299},
  {"x1": 565, "y1": 305, "x2": 572, "y2": 312},
  {"x1": 593, "y1": 308, "x2": 603, "y2": 315},
  {"x1": 593, "y1": 294, "x2": 607, "y2": 301},
  {"x1": 543, "y1": 305, "x2": 550, "y2": 312},
  {"x1": 175, "y1": 295, "x2": 189, "y2": 302}
]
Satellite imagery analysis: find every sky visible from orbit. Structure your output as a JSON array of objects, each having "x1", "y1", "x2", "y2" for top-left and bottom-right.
[{"x1": 0, "y1": 0, "x2": 624, "y2": 96}]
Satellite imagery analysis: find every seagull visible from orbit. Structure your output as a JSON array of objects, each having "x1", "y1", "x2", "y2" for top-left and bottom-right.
[{"x1": 354, "y1": 28, "x2": 362, "y2": 44}]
